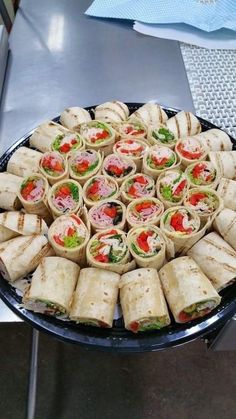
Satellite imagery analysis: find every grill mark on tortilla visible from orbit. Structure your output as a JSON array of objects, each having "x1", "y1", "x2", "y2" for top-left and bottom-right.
[
  {"x1": 96, "y1": 107, "x2": 125, "y2": 121},
  {"x1": 30, "y1": 242, "x2": 52, "y2": 269},
  {"x1": 174, "y1": 116, "x2": 180, "y2": 138},
  {"x1": 223, "y1": 216, "x2": 236, "y2": 239},
  {"x1": 40, "y1": 258, "x2": 46, "y2": 282},
  {"x1": 36, "y1": 216, "x2": 42, "y2": 234},
  {"x1": 12, "y1": 236, "x2": 35, "y2": 259},
  {"x1": 218, "y1": 178, "x2": 230, "y2": 198},
  {"x1": 204, "y1": 254, "x2": 236, "y2": 275},
  {"x1": 1, "y1": 211, "x2": 8, "y2": 226},
  {"x1": 159, "y1": 108, "x2": 163, "y2": 124},
  {"x1": 186, "y1": 112, "x2": 191, "y2": 135},
  {"x1": 112, "y1": 101, "x2": 128, "y2": 119},
  {"x1": 17, "y1": 212, "x2": 25, "y2": 232},
  {"x1": 203, "y1": 237, "x2": 236, "y2": 256}
]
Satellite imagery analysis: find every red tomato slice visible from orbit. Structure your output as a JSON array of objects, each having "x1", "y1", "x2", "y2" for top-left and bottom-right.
[
  {"x1": 129, "y1": 321, "x2": 140, "y2": 333},
  {"x1": 192, "y1": 163, "x2": 206, "y2": 179},
  {"x1": 173, "y1": 179, "x2": 187, "y2": 196},
  {"x1": 137, "y1": 230, "x2": 153, "y2": 252},
  {"x1": 87, "y1": 180, "x2": 100, "y2": 196},
  {"x1": 55, "y1": 185, "x2": 71, "y2": 198},
  {"x1": 94, "y1": 254, "x2": 109, "y2": 263},
  {"x1": 103, "y1": 206, "x2": 117, "y2": 218},
  {"x1": 99, "y1": 229, "x2": 117, "y2": 239},
  {"x1": 153, "y1": 156, "x2": 168, "y2": 167},
  {"x1": 21, "y1": 181, "x2": 35, "y2": 200},
  {"x1": 170, "y1": 213, "x2": 192, "y2": 233},
  {"x1": 71, "y1": 215, "x2": 81, "y2": 224},
  {"x1": 60, "y1": 143, "x2": 71, "y2": 153},
  {"x1": 128, "y1": 184, "x2": 138, "y2": 197},
  {"x1": 135, "y1": 201, "x2": 152, "y2": 212},
  {"x1": 53, "y1": 235, "x2": 65, "y2": 246},
  {"x1": 178, "y1": 311, "x2": 191, "y2": 322},
  {"x1": 76, "y1": 160, "x2": 89, "y2": 173},
  {"x1": 177, "y1": 143, "x2": 202, "y2": 160},
  {"x1": 135, "y1": 175, "x2": 147, "y2": 185},
  {"x1": 189, "y1": 192, "x2": 207, "y2": 206},
  {"x1": 107, "y1": 164, "x2": 123, "y2": 177},
  {"x1": 67, "y1": 227, "x2": 75, "y2": 237}
]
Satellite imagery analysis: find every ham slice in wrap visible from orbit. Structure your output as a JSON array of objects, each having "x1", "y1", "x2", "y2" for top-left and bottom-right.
[
  {"x1": 191, "y1": 129, "x2": 232, "y2": 152},
  {"x1": 86, "y1": 228, "x2": 135, "y2": 274},
  {"x1": 7, "y1": 147, "x2": 43, "y2": 178},
  {"x1": 29, "y1": 121, "x2": 71, "y2": 153},
  {"x1": 175, "y1": 137, "x2": 208, "y2": 168},
  {"x1": 68, "y1": 149, "x2": 103, "y2": 186},
  {"x1": 39, "y1": 151, "x2": 69, "y2": 185},
  {"x1": 209, "y1": 151, "x2": 236, "y2": 180},
  {"x1": 0, "y1": 212, "x2": 48, "y2": 243},
  {"x1": 70, "y1": 267, "x2": 120, "y2": 327},
  {"x1": 166, "y1": 111, "x2": 201, "y2": 138},
  {"x1": 126, "y1": 197, "x2": 164, "y2": 228},
  {"x1": 129, "y1": 103, "x2": 167, "y2": 126},
  {"x1": 60, "y1": 107, "x2": 91, "y2": 130},
  {"x1": 80, "y1": 120, "x2": 115, "y2": 156},
  {"x1": 187, "y1": 232, "x2": 236, "y2": 291},
  {"x1": 143, "y1": 145, "x2": 180, "y2": 180},
  {"x1": 213, "y1": 208, "x2": 236, "y2": 251},
  {"x1": 88, "y1": 199, "x2": 126, "y2": 233},
  {"x1": 48, "y1": 179, "x2": 83, "y2": 218},
  {"x1": 120, "y1": 268, "x2": 170, "y2": 333},
  {"x1": 159, "y1": 256, "x2": 221, "y2": 323},
  {"x1": 120, "y1": 173, "x2": 155, "y2": 205},
  {"x1": 183, "y1": 187, "x2": 223, "y2": 223},
  {"x1": 156, "y1": 170, "x2": 189, "y2": 209},
  {"x1": 102, "y1": 154, "x2": 136, "y2": 186},
  {"x1": 82, "y1": 175, "x2": 119, "y2": 208},
  {"x1": 185, "y1": 161, "x2": 220, "y2": 189},
  {"x1": 94, "y1": 101, "x2": 129, "y2": 123},
  {"x1": 113, "y1": 138, "x2": 148, "y2": 171},
  {"x1": 48, "y1": 214, "x2": 90, "y2": 266},
  {"x1": 0, "y1": 235, "x2": 54, "y2": 282},
  {"x1": 0, "y1": 172, "x2": 22, "y2": 211},
  {"x1": 23, "y1": 257, "x2": 80, "y2": 316},
  {"x1": 217, "y1": 178, "x2": 236, "y2": 211}
]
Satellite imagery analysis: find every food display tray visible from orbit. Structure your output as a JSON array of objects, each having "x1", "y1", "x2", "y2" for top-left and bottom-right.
[{"x1": 0, "y1": 103, "x2": 236, "y2": 353}]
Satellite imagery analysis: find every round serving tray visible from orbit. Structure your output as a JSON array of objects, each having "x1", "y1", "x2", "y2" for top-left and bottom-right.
[{"x1": 0, "y1": 103, "x2": 236, "y2": 353}]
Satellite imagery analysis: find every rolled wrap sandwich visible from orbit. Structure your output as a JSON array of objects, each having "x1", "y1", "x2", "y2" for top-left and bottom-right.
[
  {"x1": 127, "y1": 225, "x2": 170, "y2": 270},
  {"x1": 187, "y1": 232, "x2": 236, "y2": 291},
  {"x1": 126, "y1": 197, "x2": 164, "y2": 228},
  {"x1": 120, "y1": 173, "x2": 155, "y2": 205},
  {"x1": 82, "y1": 175, "x2": 119, "y2": 208},
  {"x1": 128, "y1": 103, "x2": 168, "y2": 126},
  {"x1": 0, "y1": 235, "x2": 54, "y2": 282},
  {"x1": 147, "y1": 125, "x2": 177, "y2": 149},
  {"x1": 18, "y1": 174, "x2": 52, "y2": 225},
  {"x1": 159, "y1": 257, "x2": 221, "y2": 323},
  {"x1": 143, "y1": 145, "x2": 179, "y2": 180},
  {"x1": 29, "y1": 121, "x2": 72, "y2": 153},
  {"x1": 51, "y1": 132, "x2": 84, "y2": 156},
  {"x1": 102, "y1": 154, "x2": 136, "y2": 186},
  {"x1": 209, "y1": 151, "x2": 236, "y2": 180},
  {"x1": 113, "y1": 138, "x2": 148, "y2": 171},
  {"x1": 120, "y1": 268, "x2": 170, "y2": 333},
  {"x1": 94, "y1": 101, "x2": 129, "y2": 123},
  {"x1": 166, "y1": 111, "x2": 201, "y2": 138},
  {"x1": 217, "y1": 178, "x2": 236, "y2": 211},
  {"x1": 184, "y1": 187, "x2": 223, "y2": 222},
  {"x1": 156, "y1": 170, "x2": 189, "y2": 208},
  {"x1": 48, "y1": 179, "x2": 83, "y2": 218},
  {"x1": 88, "y1": 199, "x2": 126, "y2": 232},
  {"x1": 115, "y1": 120, "x2": 147, "y2": 140},
  {"x1": 86, "y1": 228, "x2": 135, "y2": 274},
  {"x1": 60, "y1": 106, "x2": 91, "y2": 130},
  {"x1": 80, "y1": 120, "x2": 115, "y2": 156},
  {"x1": 68, "y1": 149, "x2": 102, "y2": 186},
  {"x1": 39, "y1": 151, "x2": 68, "y2": 185},
  {"x1": 0, "y1": 172, "x2": 22, "y2": 211},
  {"x1": 192, "y1": 129, "x2": 232, "y2": 152},
  {"x1": 48, "y1": 214, "x2": 90, "y2": 265},
  {"x1": 175, "y1": 137, "x2": 207, "y2": 168},
  {"x1": 0, "y1": 212, "x2": 48, "y2": 243},
  {"x1": 7, "y1": 147, "x2": 42, "y2": 178},
  {"x1": 70, "y1": 268, "x2": 120, "y2": 328},
  {"x1": 185, "y1": 161, "x2": 220, "y2": 189},
  {"x1": 23, "y1": 257, "x2": 80, "y2": 316},
  {"x1": 213, "y1": 208, "x2": 236, "y2": 251}
]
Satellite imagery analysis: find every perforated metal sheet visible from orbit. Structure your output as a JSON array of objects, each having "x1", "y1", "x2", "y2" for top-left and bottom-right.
[{"x1": 181, "y1": 44, "x2": 236, "y2": 138}]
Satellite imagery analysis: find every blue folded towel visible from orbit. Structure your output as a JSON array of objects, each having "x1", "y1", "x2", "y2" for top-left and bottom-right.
[{"x1": 86, "y1": 0, "x2": 236, "y2": 32}]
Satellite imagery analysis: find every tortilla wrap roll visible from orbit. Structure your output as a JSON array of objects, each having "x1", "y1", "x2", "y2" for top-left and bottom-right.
[
  {"x1": 60, "y1": 107, "x2": 92, "y2": 130},
  {"x1": 119, "y1": 268, "x2": 170, "y2": 333},
  {"x1": 68, "y1": 149, "x2": 103, "y2": 186},
  {"x1": 187, "y1": 232, "x2": 236, "y2": 291},
  {"x1": 0, "y1": 212, "x2": 48, "y2": 243},
  {"x1": 156, "y1": 170, "x2": 189, "y2": 209},
  {"x1": 29, "y1": 121, "x2": 71, "y2": 153},
  {"x1": 185, "y1": 161, "x2": 220, "y2": 189},
  {"x1": 80, "y1": 120, "x2": 115, "y2": 156},
  {"x1": 209, "y1": 151, "x2": 236, "y2": 180},
  {"x1": 88, "y1": 199, "x2": 126, "y2": 233},
  {"x1": 82, "y1": 175, "x2": 119, "y2": 208},
  {"x1": 102, "y1": 154, "x2": 136, "y2": 186},
  {"x1": 126, "y1": 197, "x2": 164, "y2": 228},
  {"x1": 48, "y1": 214, "x2": 90, "y2": 265},
  {"x1": 175, "y1": 137, "x2": 208, "y2": 168},
  {"x1": 114, "y1": 120, "x2": 147, "y2": 141},
  {"x1": 7, "y1": 147, "x2": 43, "y2": 178},
  {"x1": 18, "y1": 174, "x2": 52, "y2": 225},
  {"x1": 183, "y1": 187, "x2": 223, "y2": 223},
  {"x1": 159, "y1": 256, "x2": 221, "y2": 323},
  {"x1": 113, "y1": 138, "x2": 148, "y2": 171},
  {"x1": 0, "y1": 172, "x2": 23, "y2": 211},
  {"x1": 129, "y1": 103, "x2": 168, "y2": 126},
  {"x1": 147, "y1": 125, "x2": 177, "y2": 149},
  {"x1": 213, "y1": 208, "x2": 236, "y2": 251},
  {"x1": 217, "y1": 178, "x2": 236, "y2": 211},
  {"x1": 86, "y1": 228, "x2": 135, "y2": 274},
  {"x1": 120, "y1": 173, "x2": 155, "y2": 205},
  {"x1": 23, "y1": 257, "x2": 80, "y2": 316},
  {"x1": 143, "y1": 145, "x2": 180, "y2": 180},
  {"x1": 70, "y1": 267, "x2": 120, "y2": 327},
  {"x1": 166, "y1": 111, "x2": 201, "y2": 138},
  {"x1": 39, "y1": 151, "x2": 68, "y2": 185},
  {"x1": 48, "y1": 179, "x2": 83, "y2": 219},
  {"x1": 127, "y1": 225, "x2": 171, "y2": 270},
  {"x1": 94, "y1": 101, "x2": 129, "y2": 123},
  {"x1": 0, "y1": 235, "x2": 54, "y2": 282},
  {"x1": 192, "y1": 129, "x2": 232, "y2": 152},
  {"x1": 160, "y1": 206, "x2": 207, "y2": 254}
]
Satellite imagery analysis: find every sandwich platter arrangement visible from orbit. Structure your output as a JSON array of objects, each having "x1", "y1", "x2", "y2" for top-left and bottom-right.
[{"x1": 0, "y1": 101, "x2": 235, "y2": 352}]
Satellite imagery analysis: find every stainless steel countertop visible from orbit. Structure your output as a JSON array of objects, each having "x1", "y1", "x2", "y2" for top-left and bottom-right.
[{"x1": 0, "y1": 0, "x2": 194, "y2": 322}]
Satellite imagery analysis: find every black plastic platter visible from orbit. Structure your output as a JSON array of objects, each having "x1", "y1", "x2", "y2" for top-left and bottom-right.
[{"x1": 0, "y1": 103, "x2": 236, "y2": 353}]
